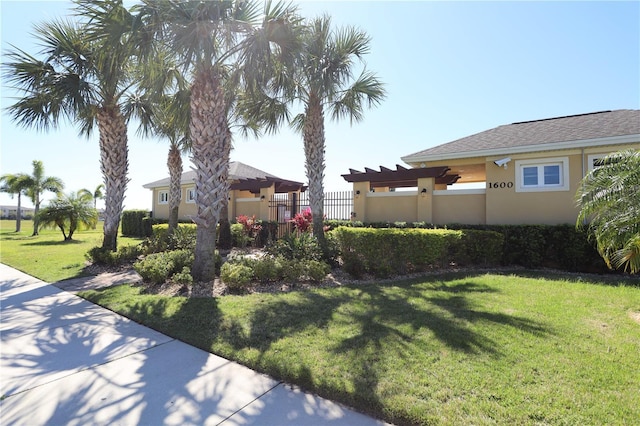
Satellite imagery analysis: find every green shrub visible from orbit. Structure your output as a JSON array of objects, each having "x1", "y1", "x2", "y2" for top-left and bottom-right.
[
  {"x1": 231, "y1": 223, "x2": 252, "y2": 248},
  {"x1": 218, "y1": 220, "x2": 232, "y2": 249},
  {"x1": 341, "y1": 251, "x2": 366, "y2": 279},
  {"x1": 171, "y1": 266, "x2": 194, "y2": 285},
  {"x1": 121, "y1": 210, "x2": 150, "y2": 238},
  {"x1": 265, "y1": 232, "x2": 323, "y2": 261},
  {"x1": 168, "y1": 224, "x2": 197, "y2": 250},
  {"x1": 134, "y1": 249, "x2": 194, "y2": 284},
  {"x1": 442, "y1": 224, "x2": 606, "y2": 272},
  {"x1": 280, "y1": 259, "x2": 305, "y2": 282},
  {"x1": 252, "y1": 256, "x2": 282, "y2": 283},
  {"x1": 141, "y1": 223, "x2": 197, "y2": 254},
  {"x1": 305, "y1": 260, "x2": 330, "y2": 282},
  {"x1": 86, "y1": 244, "x2": 142, "y2": 266},
  {"x1": 448, "y1": 229, "x2": 504, "y2": 266},
  {"x1": 220, "y1": 262, "x2": 253, "y2": 290},
  {"x1": 334, "y1": 227, "x2": 503, "y2": 277},
  {"x1": 258, "y1": 221, "x2": 278, "y2": 246}
]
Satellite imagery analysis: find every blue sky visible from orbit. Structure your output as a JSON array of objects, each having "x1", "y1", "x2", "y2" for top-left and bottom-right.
[{"x1": 1, "y1": 0, "x2": 638, "y2": 210}]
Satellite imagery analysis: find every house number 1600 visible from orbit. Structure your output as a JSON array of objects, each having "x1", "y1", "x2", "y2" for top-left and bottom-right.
[{"x1": 488, "y1": 182, "x2": 514, "y2": 189}]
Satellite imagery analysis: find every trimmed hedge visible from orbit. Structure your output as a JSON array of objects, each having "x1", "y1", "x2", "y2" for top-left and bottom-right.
[
  {"x1": 121, "y1": 210, "x2": 151, "y2": 238},
  {"x1": 328, "y1": 221, "x2": 607, "y2": 274},
  {"x1": 332, "y1": 227, "x2": 504, "y2": 278},
  {"x1": 444, "y1": 224, "x2": 607, "y2": 273}
]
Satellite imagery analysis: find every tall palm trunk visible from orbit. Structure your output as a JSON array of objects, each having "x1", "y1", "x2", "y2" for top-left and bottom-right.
[
  {"x1": 97, "y1": 107, "x2": 129, "y2": 251},
  {"x1": 190, "y1": 70, "x2": 230, "y2": 281},
  {"x1": 31, "y1": 194, "x2": 42, "y2": 236},
  {"x1": 303, "y1": 94, "x2": 326, "y2": 247},
  {"x1": 167, "y1": 143, "x2": 183, "y2": 235},
  {"x1": 16, "y1": 193, "x2": 22, "y2": 233}
]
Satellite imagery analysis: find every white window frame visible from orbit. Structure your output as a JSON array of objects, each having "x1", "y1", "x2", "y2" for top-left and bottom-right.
[
  {"x1": 186, "y1": 187, "x2": 196, "y2": 203},
  {"x1": 158, "y1": 191, "x2": 169, "y2": 204},
  {"x1": 515, "y1": 157, "x2": 570, "y2": 192},
  {"x1": 587, "y1": 154, "x2": 606, "y2": 172}
]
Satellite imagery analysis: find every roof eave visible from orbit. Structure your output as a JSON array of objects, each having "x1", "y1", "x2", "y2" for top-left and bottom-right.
[{"x1": 401, "y1": 134, "x2": 640, "y2": 165}]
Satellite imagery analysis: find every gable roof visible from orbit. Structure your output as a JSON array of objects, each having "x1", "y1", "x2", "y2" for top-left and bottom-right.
[
  {"x1": 143, "y1": 161, "x2": 280, "y2": 189},
  {"x1": 402, "y1": 109, "x2": 640, "y2": 163}
]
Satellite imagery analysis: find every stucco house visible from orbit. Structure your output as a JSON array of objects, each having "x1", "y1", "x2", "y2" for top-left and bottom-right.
[
  {"x1": 143, "y1": 161, "x2": 306, "y2": 222},
  {"x1": 343, "y1": 109, "x2": 640, "y2": 225},
  {"x1": 0, "y1": 205, "x2": 35, "y2": 219}
]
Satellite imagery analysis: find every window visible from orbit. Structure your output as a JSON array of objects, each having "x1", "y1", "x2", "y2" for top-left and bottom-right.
[
  {"x1": 587, "y1": 154, "x2": 607, "y2": 172},
  {"x1": 158, "y1": 191, "x2": 168, "y2": 204},
  {"x1": 515, "y1": 157, "x2": 569, "y2": 192},
  {"x1": 186, "y1": 187, "x2": 196, "y2": 203}
]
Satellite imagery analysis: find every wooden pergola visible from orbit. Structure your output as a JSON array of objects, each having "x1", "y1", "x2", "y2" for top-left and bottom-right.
[
  {"x1": 341, "y1": 165, "x2": 460, "y2": 189},
  {"x1": 229, "y1": 177, "x2": 307, "y2": 194}
]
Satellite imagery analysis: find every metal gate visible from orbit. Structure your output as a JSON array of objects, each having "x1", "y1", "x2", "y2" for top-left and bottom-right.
[{"x1": 268, "y1": 191, "x2": 353, "y2": 238}]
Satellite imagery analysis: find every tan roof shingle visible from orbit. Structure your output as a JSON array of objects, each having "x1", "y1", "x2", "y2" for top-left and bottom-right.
[{"x1": 402, "y1": 109, "x2": 640, "y2": 162}]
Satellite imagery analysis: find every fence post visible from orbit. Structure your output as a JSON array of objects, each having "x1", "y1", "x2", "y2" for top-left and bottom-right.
[
  {"x1": 417, "y1": 177, "x2": 434, "y2": 223},
  {"x1": 352, "y1": 181, "x2": 369, "y2": 222},
  {"x1": 259, "y1": 184, "x2": 275, "y2": 221}
]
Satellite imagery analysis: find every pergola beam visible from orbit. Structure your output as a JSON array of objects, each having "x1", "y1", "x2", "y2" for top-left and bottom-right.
[{"x1": 342, "y1": 165, "x2": 451, "y2": 184}]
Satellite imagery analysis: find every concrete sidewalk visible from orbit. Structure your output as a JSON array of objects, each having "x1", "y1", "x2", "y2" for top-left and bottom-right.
[{"x1": 0, "y1": 264, "x2": 390, "y2": 425}]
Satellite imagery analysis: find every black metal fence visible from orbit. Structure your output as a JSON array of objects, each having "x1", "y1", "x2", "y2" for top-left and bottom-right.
[{"x1": 269, "y1": 191, "x2": 353, "y2": 237}]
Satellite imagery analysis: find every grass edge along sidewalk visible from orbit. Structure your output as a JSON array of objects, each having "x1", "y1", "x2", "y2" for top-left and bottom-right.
[{"x1": 80, "y1": 272, "x2": 640, "y2": 426}]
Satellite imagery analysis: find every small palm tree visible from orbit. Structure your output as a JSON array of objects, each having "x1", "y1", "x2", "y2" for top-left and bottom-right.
[
  {"x1": 19, "y1": 160, "x2": 65, "y2": 236},
  {"x1": 38, "y1": 191, "x2": 98, "y2": 241},
  {"x1": 78, "y1": 184, "x2": 105, "y2": 209},
  {"x1": 250, "y1": 15, "x2": 386, "y2": 248},
  {"x1": 576, "y1": 149, "x2": 640, "y2": 273},
  {"x1": 0, "y1": 172, "x2": 30, "y2": 232},
  {"x1": 3, "y1": 0, "x2": 151, "y2": 250}
]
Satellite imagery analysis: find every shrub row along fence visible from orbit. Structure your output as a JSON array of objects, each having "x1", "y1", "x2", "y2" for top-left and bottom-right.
[
  {"x1": 326, "y1": 221, "x2": 608, "y2": 274},
  {"x1": 335, "y1": 227, "x2": 504, "y2": 278},
  {"x1": 123, "y1": 208, "x2": 609, "y2": 274}
]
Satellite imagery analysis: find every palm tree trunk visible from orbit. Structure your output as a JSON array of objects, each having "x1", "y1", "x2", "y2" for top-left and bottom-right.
[
  {"x1": 167, "y1": 143, "x2": 183, "y2": 235},
  {"x1": 97, "y1": 107, "x2": 129, "y2": 251},
  {"x1": 16, "y1": 193, "x2": 22, "y2": 233},
  {"x1": 303, "y1": 94, "x2": 326, "y2": 247},
  {"x1": 31, "y1": 196, "x2": 41, "y2": 236},
  {"x1": 190, "y1": 70, "x2": 230, "y2": 281}
]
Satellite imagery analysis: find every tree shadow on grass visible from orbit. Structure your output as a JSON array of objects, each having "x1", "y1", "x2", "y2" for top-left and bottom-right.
[
  {"x1": 503, "y1": 269, "x2": 640, "y2": 288},
  {"x1": 23, "y1": 239, "x2": 85, "y2": 246},
  {"x1": 210, "y1": 275, "x2": 551, "y2": 424}
]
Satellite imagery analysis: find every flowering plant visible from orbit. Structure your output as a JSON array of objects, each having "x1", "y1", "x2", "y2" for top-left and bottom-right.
[
  {"x1": 291, "y1": 208, "x2": 313, "y2": 233},
  {"x1": 236, "y1": 215, "x2": 262, "y2": 246}
]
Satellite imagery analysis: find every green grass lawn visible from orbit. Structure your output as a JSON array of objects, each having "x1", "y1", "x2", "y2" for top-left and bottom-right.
[
  {"x1": 80, "y1": 272, "x2": 640, "y2": 425},
  {"x1": 2, "y1": 219, "x2": 639, "y2": 424},
  {"x1": 0, "y1": 220, "x2": 143, "y2": 282}
]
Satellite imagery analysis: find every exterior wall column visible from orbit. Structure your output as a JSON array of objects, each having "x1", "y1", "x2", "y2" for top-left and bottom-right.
[
  {"x1": 416, "y1": 177, "x2": 434, "y2": 223},
  {"x1": 228, "y1": 189, "x2": 236, "y2": 221},
  {"x1": 352, "y1": 181, "x2": 369, "y2": 222},
  {"x1": 259, "y1": 184, "x2": 275, "y2": 221}
]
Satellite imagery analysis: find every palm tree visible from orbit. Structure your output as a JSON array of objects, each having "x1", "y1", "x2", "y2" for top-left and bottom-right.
[
  {"x1": 79, "y1": 183, "x2": 105, "y2": 228},
  {"x1": 576, "y1": 149, "x2": 640, "y2": 273},
  {"x1": 38, "y1": 190, "x2": 98, "y2": 241},
  {"x1": 3, "y1": 0, "x2": 151, "y2": 250},
  {"x1": 135, "y1": 0, "x2": 301, "y2": 281},
  {"x1": 19, "y1": 160, "x2": 65, "y2": 236},
  {"x1": 89, "y1": 184, "x2": 105, "y2": 209},
  {"x1": 251, "y1": 15, "x2": 386, "y2": 247},
  {"x1": 0, "y1": 172, "x2": 30, "y2": 232}
]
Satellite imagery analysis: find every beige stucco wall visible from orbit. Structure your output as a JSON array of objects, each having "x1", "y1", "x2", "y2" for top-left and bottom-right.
[
  {"x1": 423, "y1": 142, "x2": 639, "y2": 225},
  {"x1": 432, "y1": 191, "x2": 486, "y2": 225},
  {"x1": 365, "y1": 192, "x2": 418, "y2": 223},
  {"x1": 235, "y1": 198, "x2": 262, "y2": 218}
]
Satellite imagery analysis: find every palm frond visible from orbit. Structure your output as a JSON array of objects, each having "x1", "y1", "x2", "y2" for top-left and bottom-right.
[
  {"x1": 330, "y1": 69, "x2": 386, "y2": 124},
  {"x1": 576, "y1": 149, "x2": 640, "y2": 273}
]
